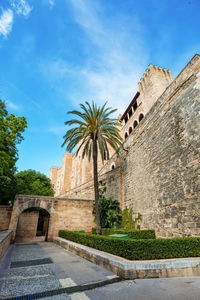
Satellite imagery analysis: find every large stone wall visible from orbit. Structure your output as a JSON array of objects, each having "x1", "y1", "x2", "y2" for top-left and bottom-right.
[
  {"x1": 0, "y1": 206, "x2": 12, "y2": 231},
  {"x1": 61, "y1": 55, "x2": 200, "y2": 238},
  {"x1": 118, "y1": 54, "x2": 200, "y2": 237}
]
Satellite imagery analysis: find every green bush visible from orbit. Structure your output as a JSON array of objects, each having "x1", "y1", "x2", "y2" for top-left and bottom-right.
[
  {"x1": 92, "y1": 228, "x2": 156, "y2": 239},
  {"x1": 59, "y1": 230, "x2": 200, "y2": 260},
  {"x1": 93, "y1": 183, "x2": 122, "y2": 228}
]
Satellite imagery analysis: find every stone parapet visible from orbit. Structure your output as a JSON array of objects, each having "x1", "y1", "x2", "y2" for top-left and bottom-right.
[
  {"x1": 0, "y1": 230, "x2": 12, "y2": 261},
  {"x1": 0, "y1": 206, "x2": 12, "y2": 231}
]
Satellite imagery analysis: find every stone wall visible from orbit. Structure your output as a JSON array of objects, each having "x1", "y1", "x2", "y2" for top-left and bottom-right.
[
  {"x1": 16, "y1": 211, "x2": 39, "y2": 238},
  {"x1": 60, "y1": 167, "x2": 123, "y2": 208},
  {"x1": 118, "y1": 54, "x2": 200, "y2": 238},
  {"x1": 0, "y1": 206, "x2": 12, "y2": 231},
  {"x1": 9, "y1": 195, "x2": 95, "y2": 241}
]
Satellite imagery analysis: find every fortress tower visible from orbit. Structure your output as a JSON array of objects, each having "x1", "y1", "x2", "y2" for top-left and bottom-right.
[{"x1": 120, "y1": 64, "x2": 173, "y2": 140}]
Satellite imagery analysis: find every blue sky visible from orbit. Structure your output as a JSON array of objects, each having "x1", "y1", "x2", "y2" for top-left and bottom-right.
[{"x1": 0, "y1": 0, "x2": 200, "y2": 176}]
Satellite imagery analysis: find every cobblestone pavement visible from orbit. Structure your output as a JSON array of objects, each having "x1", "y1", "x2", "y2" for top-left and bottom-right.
[{"x1": 0, "y1": 242, "x2": 200, "y2": 300}]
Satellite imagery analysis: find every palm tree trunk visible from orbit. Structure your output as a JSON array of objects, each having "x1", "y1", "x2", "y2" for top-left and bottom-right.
[{"x1": 92, "y1": 138, "x2": 101, "y2": 235}]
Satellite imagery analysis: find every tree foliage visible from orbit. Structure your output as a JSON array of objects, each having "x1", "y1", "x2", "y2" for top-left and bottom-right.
[
  {"x1": 0, "y1": 100, "x2": 27, "y2": 204},
  {"x1": 62, "y1": 101, "x2": 122, "y2": 234},
  {"x1": 15, "y1": 169, "x2": 54, "y2": 197},
  {"x1": 93, "y1": 183, "x2": 122, "y2": 228}
]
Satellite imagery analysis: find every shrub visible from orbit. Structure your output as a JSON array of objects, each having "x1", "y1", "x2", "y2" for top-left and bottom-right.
[
  {"x1": 92, "y1": 228, "x2": 156, "y2": 239},
  {"x1": 93, "y1": 183, "x2": 122, "y2": 228},
  {"x1": 59, "y1": 230, "x2": 200, "y2": 260},
  {"x1": 122, "y1": 208, "x2": 142, "y2": 230}
]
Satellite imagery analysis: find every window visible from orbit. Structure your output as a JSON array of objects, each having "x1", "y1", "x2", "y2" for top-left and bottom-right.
[
  {"x1": 125, "y1": 132, "x2": 128, "y2": 139},
  {"x1": 133, "y1": 120, "x2": 138, "y2": 128},
  {"x1": 111, "y1": 163, "x2": 115, "y2": 170},
  {"x1": 124, "y1": 115, "x2": 128, "y2": 123},
  {"x1": 139, "y1": 113, "x2": 144, "y2": 122},
  {"x1": 133, "y1": 101, "x2": 138, "y2": 111},
  {"x1": 129, "y1": 127, "x2": 133, "y2": 134},
  {"x1": 128, "y1": 109, "x2": 133, "y2": 118}
]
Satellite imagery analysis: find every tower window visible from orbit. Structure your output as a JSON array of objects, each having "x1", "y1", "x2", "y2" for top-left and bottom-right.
[
  {"x1": 139, "y1": 113, "x2": 144, "y2": 122},
  {"x1": 133, "y1": 101, "x2": 138, "y2": 111},
  {"x1": 133, "y1": 120, "x2": 138, "y2": 128}
]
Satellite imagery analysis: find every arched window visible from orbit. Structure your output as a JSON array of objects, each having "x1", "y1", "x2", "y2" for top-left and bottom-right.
[
  {"x1": 125, "y1": 132, "x2": 128, "y2": 139},
  {"x1": 111, "y1": 163, "x2": 115, "y2": 170},
  {"x1": 133, "y1": 120, "x2": 138, "y2": 128},
  {"x1": 139, "y1": 113, "x2": 144, "y2": 122},
  {"x1": 129, "y1": 127, "x2": 133, "y2": 134}
]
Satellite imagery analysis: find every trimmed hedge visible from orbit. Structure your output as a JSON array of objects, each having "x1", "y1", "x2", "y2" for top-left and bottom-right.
[
  {"x1": 92, "y1": 228, "x2": 156, "y2": 239},
  {"x1": 59, "y1": 230, "x2": 200, "y2": 260}
]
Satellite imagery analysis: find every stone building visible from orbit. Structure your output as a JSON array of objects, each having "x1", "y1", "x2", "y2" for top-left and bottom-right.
[{"x1": 49, "y1": 54, "x2": 200, "y2": 238}]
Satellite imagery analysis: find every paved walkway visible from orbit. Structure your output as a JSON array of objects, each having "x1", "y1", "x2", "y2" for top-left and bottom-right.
[{"x1": 0, "y1": 242, "x2": 200, "y2": 299}]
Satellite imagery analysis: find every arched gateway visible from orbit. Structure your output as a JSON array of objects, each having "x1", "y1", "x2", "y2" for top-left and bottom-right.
[{"x1": 9, "y1": 194, "x2": 95, "y2": 241}]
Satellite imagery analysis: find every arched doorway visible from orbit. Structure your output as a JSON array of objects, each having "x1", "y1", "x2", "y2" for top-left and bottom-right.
[
  {"x1": 9, "y1": 196, "x2": 55, "y2": 241},
  {"x1": 15, "y1": 207, "x2": 50, "y2": 242}
]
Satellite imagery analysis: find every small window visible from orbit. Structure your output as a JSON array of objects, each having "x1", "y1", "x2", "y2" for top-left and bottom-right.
[
  {"x1": 139, "y1": 113, "x2": 144, "y2": 122},
  {"x1": 111, "y1": 164, "x2": 115, "y2": 170},
  {"x1": 124, "y1": 115, "x2": 128, "y2": 123},
  {"x1": 133, "y1": 120, "x2": 138, "y2": 128},
  {"x1": 125, "y1": 132, "x2": 128, "y2": 139},
  {"x1": 133, "y1": 101, "x2": 138, "y2": 111},
  {"x1": 128, "y1": 109, "x2": 132, "y2": 118},
  {"x1": 129, "y1": 127, "x2": 133, "y2": 134}
]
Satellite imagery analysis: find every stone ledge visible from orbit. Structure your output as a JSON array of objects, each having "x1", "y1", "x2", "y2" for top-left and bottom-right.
[
  {"x1": 0, "y1": 230, "x2": 12, "y2": 260},
  {"x1": 53, "y1": 237, "x2": 200, "y2": 279}
]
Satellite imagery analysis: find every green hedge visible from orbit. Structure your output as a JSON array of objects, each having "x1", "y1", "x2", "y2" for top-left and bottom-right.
[
  {"x1": 59, "y1": 230, "x2": 200, "y2": 260},
  {"x1": 92, "y1": 228, "x2": 156, "y2": 239}
]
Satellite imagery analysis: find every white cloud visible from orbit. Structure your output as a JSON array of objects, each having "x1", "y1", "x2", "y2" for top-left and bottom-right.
[
  {"x1": 49, "y1": 0, "x2": 55, "y2": 9},
  {"x1": 10, "y1": 0, "x2": 32, "y2": 17},
  {"x1": 6, "y1": 100, "x2": 20, "y2": 110},
  {"x1": 64, "y1": 0, "x2": 149, "y2": 114},
  {"x1": 0, "y1": 9, "x2": 13, "y2": 37}
]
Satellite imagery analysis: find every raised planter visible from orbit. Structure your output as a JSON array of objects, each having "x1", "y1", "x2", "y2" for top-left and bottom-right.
[
  {"x1": 54, "y1": 237, "x2": 200, "y2": 279},
  {"x1": 0, "y1": 230, "x2": 12, "y2": 260}
]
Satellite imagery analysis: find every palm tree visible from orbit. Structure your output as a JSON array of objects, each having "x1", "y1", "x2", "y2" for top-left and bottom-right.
[{"x1": 62, "y1": 101, "x2": 122, "y2": 234}]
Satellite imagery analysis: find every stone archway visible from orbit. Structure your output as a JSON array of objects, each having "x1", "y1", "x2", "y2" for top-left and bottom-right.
[
  {"x1": 9, "y1": 194, "x2": 95, "y2": 242},
  {"x1": 9, "y1": 195, "x2": 56, "y2": 241}
]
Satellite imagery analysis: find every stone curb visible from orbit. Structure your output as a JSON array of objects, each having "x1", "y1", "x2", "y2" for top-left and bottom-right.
[{"x1": 53, "y1": 237, "x2": 200, "y2": 279}]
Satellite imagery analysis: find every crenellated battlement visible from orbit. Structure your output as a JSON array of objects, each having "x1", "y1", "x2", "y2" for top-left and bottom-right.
[{"x1": 138, "y1": 64, "x2": 173, "y2": 93}]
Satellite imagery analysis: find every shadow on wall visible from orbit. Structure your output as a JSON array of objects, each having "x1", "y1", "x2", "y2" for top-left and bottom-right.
[{"x1": 15, "y1": 207, "x2": 50, "y2": 241}]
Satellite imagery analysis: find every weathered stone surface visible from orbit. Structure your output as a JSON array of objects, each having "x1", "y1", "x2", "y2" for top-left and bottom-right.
[
  {"x1": 0, "y1": 206, "x2": 12, "y2": 231},
  {"x1": 16, "y1": 211, "x2": 39, "y2": 238}
]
